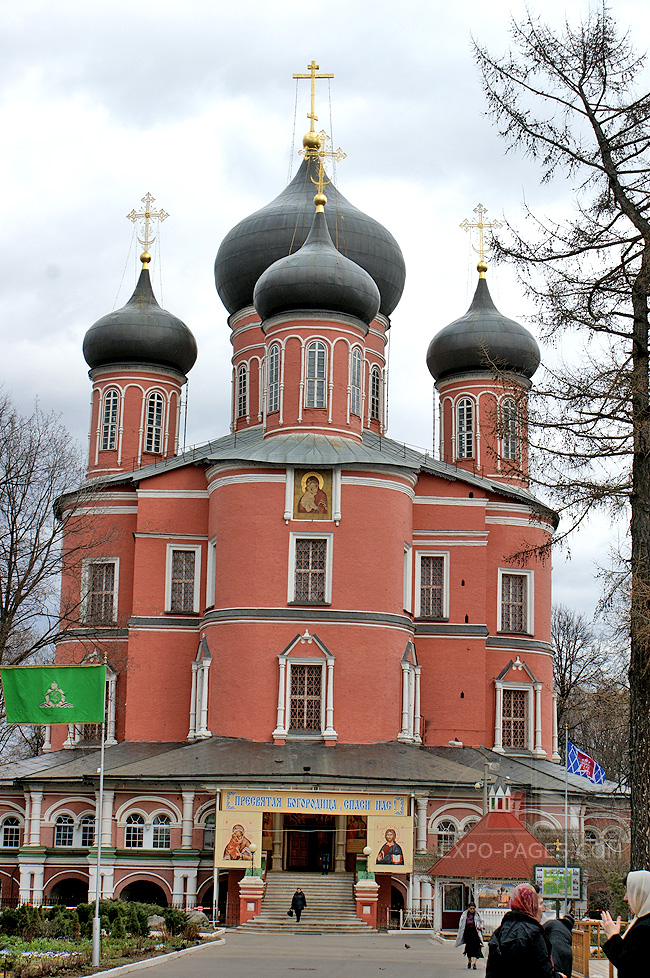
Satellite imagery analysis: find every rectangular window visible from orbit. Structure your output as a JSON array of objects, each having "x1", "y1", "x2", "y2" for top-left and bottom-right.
[
  {"x1": 502, "y1": 688, "x2": 528, "y2": 749},
  {"x1": 289, "y1": 663, "x2": 323, "y2": 731},
  {"x1": 101, "y1": 390, "x2": 119, "y2": 451},
  {"x1": 171, "y1": 550, "x2": 196, "y2": 612},
  {"x1": 125, "y1": 819, "x2": 144, "y2": 848},
  {"x1": 295, "y1": 539, "x2": 327, "y2": 602},
  {"x1": 268, "y1": 345, "x2": 280, "y2": 414},
  {"x1": 501, "y1": 573, "x2": 527, "y2": 632},
  {"x1": 81, "y1": 818, "x2": 95, "y2": 848},
  {"x1": 370, "y1": 369, "x2": 381, "y2": 421},
  {"x1": 145, "y1": 393, "x2": 164, "y2": 453},
  {"x1": 415, "y1": 552, "x2": 448, "y2": 618},
  {"x1": 55, "y1": 818, "x2": 74, "y2": 847},
  {"x1": 83, "y1": 560, "x2": 118, "y2": 625},
  {"x1": 152, "y1": 817, "x2": 171, "y2": 849},
  {"x1": 2, "y1": 822, "x2": 20, "y2": 847},
  {"x1": 305, "y1": 342, "x2": 327, "y2": 408}
]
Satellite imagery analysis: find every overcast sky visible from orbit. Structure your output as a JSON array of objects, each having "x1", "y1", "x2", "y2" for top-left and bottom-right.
[{"x1": 0, "y1": 0, "x2": 645, "y2": 625}]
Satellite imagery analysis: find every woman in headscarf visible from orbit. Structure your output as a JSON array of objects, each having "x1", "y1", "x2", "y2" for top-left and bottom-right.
[
  {"x1": 486, "y1": 883, "x2": 554, "y2": 976},
  {"x1": 455, "y1": 902, "x2": 485, "y2": 969},
  {"x1": 601, "y1": 869, "x2": 650, "y2": 977}
]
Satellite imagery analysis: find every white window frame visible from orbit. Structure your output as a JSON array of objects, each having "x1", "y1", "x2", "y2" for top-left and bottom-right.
[
  {"x1": 1, "y1": 816, "x2": 21, "y2": 848},
  {"x1": 500, "y1": 684, "x2": 533, "y2": 750},
  {"x1": 80, "y1": 813, "x2": 96, "y2": 847},
  {"x1": 456, "y1": 397, "x2": 475, "y2": 459},
  {"x1": 305, "y1": 340, "x2": 328, "y2": 409},
  {"x1": 206, "y1": 537, "x2": 217, "y2": 609},
  {"x1": 414, "y1": 551, "x2": 449, "y2": 619},
  {"x1": 144, "y1": 391, "x2": 165, "y2": 454},
  {"x1": 434, "y1": 818, "x2": 458, "y2": 855},
  {"x1": 273, "y1": 634, "x2": 336, "y2": 742},
  {"x1": 350, "y1": 346, "x2": 362, "y2": 417},
  {"x1": 287, "y1": 532, "x2": 333, "y2": 604},
  {"x1": 152, "y1": 814, "x2": 171, "y2": 849},
  {"x1": 501, "y1": 397, "x2": 518, "y2": 461},
  {"x1": 54, "y1": 814, "x2": 74, "y2": 847},
  {"x1": 237, "y1": 363, "x2": 248, "y2": 419},
  {"x1": 101, "y1": 388, "x2": 120, "y2": 451},
  {"x1": 188, "y1": 638, "x2": 212, "y2": 741},
  {"x1": 165, "y1": 544, "x2": 201, "y2": 614},
  {"x1": 268, "y1": 343, "x2": 280, "y2": 414},
  {"x1": 497, "y1": 568, "x2": 534, "y2": 634},
  {"x1": 81, "y1": 557, "x2": 119, "y2": 625},
  {"x1": 370, "y1": 367, "x2": 381, "y2": 421},
  {"x1": 403, "y1": 544, "x2": 412, "y2": 613},
  {"x1": 124, "y1": 813, "x2": 145, "y2": 848},
  {"x1": 203, "y1": 811, "x2": 215, "y2": 850}
]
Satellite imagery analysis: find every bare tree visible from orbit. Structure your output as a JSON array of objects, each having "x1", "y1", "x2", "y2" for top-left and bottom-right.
[{"x1": 474, "y1": 5, "x2": 650, "y2": 868}]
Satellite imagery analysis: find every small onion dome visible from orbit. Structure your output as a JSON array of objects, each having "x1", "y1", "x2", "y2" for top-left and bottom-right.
[
  {"x1": 253, "y1": 203, "x2": 381, "y2": 325},
  {"x1": 215, "y1": 154, "x2": 405, "y2": 318},
  {"x1": 426, "y1": 268, "x2": 540, "y2": 382},
  {"x1": 83, "y1": 264, "x2": 197, "y2": 375}
]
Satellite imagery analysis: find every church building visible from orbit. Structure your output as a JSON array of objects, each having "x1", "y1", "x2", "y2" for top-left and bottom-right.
[{"x1": 0, "y1": 69, "x2": 625, "y2": 930}]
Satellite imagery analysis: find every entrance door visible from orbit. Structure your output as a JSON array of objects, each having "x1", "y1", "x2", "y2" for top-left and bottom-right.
[
  {"x1": 284, "y1": 814, "x2": 335, "y2": 871},
  {"x1": 441, "y1": 882, "x2": 473, "y2": 930}
]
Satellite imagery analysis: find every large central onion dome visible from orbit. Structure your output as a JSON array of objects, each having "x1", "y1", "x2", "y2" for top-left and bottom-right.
[
  {"x1": 83, "y1": 258, "x2": 198, "y2": 376},
  {"x1": 215, "y1": 154, "x2": 405, "y2": 318},
  {"x1": 253, "y1": 195, "x2": 381, "y2": 325},
  {"x1": 427, "y1": 264, "x2": 540, "y2": 382}
]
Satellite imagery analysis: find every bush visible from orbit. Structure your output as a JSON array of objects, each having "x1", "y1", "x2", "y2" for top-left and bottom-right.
[{"x1": 162, "y1": 908, "x2": 187, "y2": 937}]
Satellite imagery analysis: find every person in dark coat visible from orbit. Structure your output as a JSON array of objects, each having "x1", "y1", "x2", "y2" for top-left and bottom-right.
[
  {"x1": 544, "y1": 913, "x2": 574, "y2": 977},
  {"x1": 455, "y1": 903, "x2": 485, "y2": 969},
  {"x1": 486, "y1": 882, "x2": 555, "y2": 977},
  {"x1": 602, "y1": 869, "x2": 650, "y2": 978},
  {"x1": 290, "y1": 887, "x2": 307, "y2": 923}
]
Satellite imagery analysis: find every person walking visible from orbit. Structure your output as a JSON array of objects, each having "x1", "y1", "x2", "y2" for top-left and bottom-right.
[
  {"x1": 544, "y1": 913, "x2": 574, "y2": 978},
  {"x1": 456, "y1": 902, "x2": 485, "y2": 969},
  {"x1": 291, "y1": 886, "x2": 307, "y2": 923},
  {"x1": 601, "y1": 869, "x2": 650, "y2": 977},
  {"x1": 486, "y1": 882, "x2": 554, "y2": 977}
]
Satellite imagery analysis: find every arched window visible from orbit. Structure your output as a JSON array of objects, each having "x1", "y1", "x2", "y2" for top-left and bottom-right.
[
  {"x1": 501, "y1": 398, "x2": 518, "y2": 460},
  {"x1": 152, "y1": 814, "x2": 171, "y2": 849},
  {"x1": 583, "y1": 828, "x2": 599, "y2": 853},
  {"x1": 54, "y1": 815, "x2": 74, "y2": 847},
  {"x1": 80, "y1": 814, "x2": 95, "y2": 847},
  {"x1": 350, "y1": 348, "x2": 362, "y2": 416},
  {"x1": 1, "y1": 817, "x2": 20, "y2": 848},
  {"x1": 457, "y1": 398, "x2": 474, "y2": 459},
  {"x1": 144, "y1": 392, "x2": 164, "y2": 453},
  {"x1": 268, "y1": 344, "x2": 280, "y2": 414},
  {"x1": 305, "y1": 341, "x2": 327, "y2": 408},
  {"x1": 436, "y1": 820, "x2": 457, "y2": 854},
  {"x1": 603, "y1": 828, "x2": 623, "y2": 855},
  {"x1": 237, "y1": 364, "x2": 248, "y2": 418},
  {"x1": 370, "y1": 368, "x2": 381, "y2": 421},
  {"x1": 101, "y1": 389, "x2": 120, "y2": 450},
  {"x1": 125, "y1": 813, "x2": 145, "y2": 848},
  {"x1": 203, "y1": 812, "x2": 215, "y2": 850}
]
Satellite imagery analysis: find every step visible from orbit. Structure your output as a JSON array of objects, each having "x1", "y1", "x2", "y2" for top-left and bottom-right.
[{"x1": 238, "y1": 871, "x2": 373, "y2": 933}]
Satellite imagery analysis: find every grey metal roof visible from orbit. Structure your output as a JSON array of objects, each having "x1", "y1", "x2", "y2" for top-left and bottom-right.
[{"x1": 1, "y1": 740, "x2": 619, "y2": 800}]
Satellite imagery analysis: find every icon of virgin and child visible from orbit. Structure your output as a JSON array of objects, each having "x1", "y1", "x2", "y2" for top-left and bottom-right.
[
  {"x1": 223, "y1": 823, "x2": 253, "y2": 861},
  {"x1": 294, "y1": 471, "x2": 331, "y2": 519},
  {"x1": 376, "y1": 827, "x2": 404, "y2": 865}
]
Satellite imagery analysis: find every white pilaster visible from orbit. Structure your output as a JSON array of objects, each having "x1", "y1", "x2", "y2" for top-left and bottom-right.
[
  {"x1": 416, "y1": 796, "x2": 428, "y2": 853},
  {"x1": 493, "y1": 683, "x2": 504, "y2": 753},
  {"x1": 28, "y1": 789, "x2": 43, "y2": 845},
  {"x1": 181, "y1": 791, "x2": 195, "y2": 848},
  {"x1": 552, "y1": 692, "x2": 561, "y2": 761},
  {"x1": 414, "y1": 666, "x2": 422, "y2": 744},
  {"x1": 324, "y1": 658, "x2": 336, "y2": 740},
  {"x1": 533, "y1": 683, "x2": 546, "y2": 757},
  {"x1": 188, "y1": 662, "x2": 198, "y2": 739},
  {"x1": 398, "y1": 661, "x2": 410, "y2": 741},
  {"x1": 334, "y1": 815, "x2": 346, "y2": 873},
  {"x1": 273, "y1": 658, "x2": 287, "y2": 738}
]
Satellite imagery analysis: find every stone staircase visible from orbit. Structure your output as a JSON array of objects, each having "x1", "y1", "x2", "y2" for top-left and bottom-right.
[{"x1": 238, "y1": 871, "x2": 374, "y2": 933}]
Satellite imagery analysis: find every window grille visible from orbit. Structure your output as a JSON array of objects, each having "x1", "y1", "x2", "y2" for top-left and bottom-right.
[
  {"x1": 125, "y1": 814, "x2": 144, "y2": 848},
  {"x1": 350, "y1": 348, "x2": 362, "y2": 416},
  {"x1": 237, "y1": 364, "x2": 248, "y2": 418},
  {"x1": 81, "y1": 815, "x2": 95, "y2": 847},
  {"x1": 294, "y1": 539, "x2": 327, "y2": 603},
  {"x1": 457, "y1": 398, "x2": 474, "y2": 458},
  {"x1": 268, "y1": 345, "x2": 280, "y2": 413},
  {"x1": 1, "y1": 818, "x2": 19, "y2": 848},
  {"x1": 502, "y1": 399, "x2": 518, "y2": 460},
  {"x1": 501, "y1": 574, "x2": 527, "y2": 632},
  {"x1": 170, "y1": 550, "x2": 196, "y2": 612},
  {"x1": 502, "y1": 688, "x2": 528, "y2": 749},
  {"x1": 370, "y1": 369, "x2": 381, "y2": 420},
  {"x1": 87, "y1": 562, "x2": 115, "y2": 624},
  {"x1": 289, "y1": 663, "x2": 322, "y2": 731},
  {"x1": 152, "y1": 814, "x2": 171, "y2": 849},
  {"x1": 436, "y1": 820, "x2": 457, "y2": 854},
  {"x1": 420, "y1": 556, "x2": 444, "y2": 618},
  {"x1": 55, "y1": 816, "x2": 74, "y2": 847},
  {"x1": 305, "y1": 341, "x2": 327, "y2": 408},
  {"x1": 101, "y1": 389, "x2": 119, "y2": 450},
  {"x1": 144, "y1": 392, "x2": 164, "y2": 453}
]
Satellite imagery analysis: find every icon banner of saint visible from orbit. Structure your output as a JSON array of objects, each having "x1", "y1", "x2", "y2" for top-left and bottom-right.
[
  {"x1": 366, "y1": 815, "x2": 414, "y2": 873},
  {"x1": 215, "y1": 812, "x2": 263, "y2": 868},
  {"x1": 293, "y1": 469, "x2": 332, "y2": 520}
]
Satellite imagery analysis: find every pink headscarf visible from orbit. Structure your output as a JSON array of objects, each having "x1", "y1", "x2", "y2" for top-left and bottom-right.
[{"x1": 510, "y1": 883, "x2": 540, "y2": 918}]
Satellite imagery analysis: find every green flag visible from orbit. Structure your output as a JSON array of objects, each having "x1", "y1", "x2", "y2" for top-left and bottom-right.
[{"x1": 0, "y1": 665, "x2": 106, "y2": 724}]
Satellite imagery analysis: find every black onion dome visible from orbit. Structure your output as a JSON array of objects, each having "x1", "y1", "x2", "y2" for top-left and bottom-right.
[
  {"x1": 83, "y1": 267, "x2": 198, "y2": 375},
  {"x1": 215, "y1": 155, "x2": 405, "y2": 318},
  {"x1": 253, "y1": 206, "x2": 381, "y2": 325},
  {"x1": 426, "y1": 274, "x2": 540, "y2": 382}
]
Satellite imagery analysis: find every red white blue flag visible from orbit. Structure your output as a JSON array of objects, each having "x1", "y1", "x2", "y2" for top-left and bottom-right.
[{"x1": 567, "y1": 741, "x2": 605, "y2": 784}]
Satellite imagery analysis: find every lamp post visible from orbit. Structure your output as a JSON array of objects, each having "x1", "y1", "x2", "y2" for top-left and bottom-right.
[
  {"x1": 363, "y1": 845, "x2": 372, "y2": 877},
  {"x1": 249, "y1": 842, "x2": 257, "y2": 876}
]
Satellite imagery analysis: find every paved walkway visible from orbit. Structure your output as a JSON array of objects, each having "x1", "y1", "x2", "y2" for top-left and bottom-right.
[{"x1": 102, "y1": 931, "x2": 482, "y2": 978}]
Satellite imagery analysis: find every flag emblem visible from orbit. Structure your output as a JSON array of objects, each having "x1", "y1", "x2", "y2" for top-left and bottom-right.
[
  {"x1": 567, "y1": 741, "x2": 605, "y2": 785},
  {"x1": 40, "y1": 682, "x2": 74, "y2": 710}
]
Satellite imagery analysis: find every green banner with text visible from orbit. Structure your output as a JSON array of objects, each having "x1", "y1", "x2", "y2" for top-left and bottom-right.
[{"x1": 0, "y1": 665, "x2": 106, "y2": 724}]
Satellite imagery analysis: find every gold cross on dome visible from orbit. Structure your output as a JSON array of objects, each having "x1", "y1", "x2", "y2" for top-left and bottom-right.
[
  {"x1": 300, "y1": 129, "x2": 347, "y2": 165},
  {"x1": 126, "y1": 192, "x2": 169, "y2": 256},
  {"x1": 460, "y1": 203, "x2": 502, "y2": 263},
  {"x1": 293, "y1": 60, "x2": 334, "y2": 135}
]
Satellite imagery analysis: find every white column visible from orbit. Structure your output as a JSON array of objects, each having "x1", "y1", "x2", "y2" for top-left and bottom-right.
[
  {"x1": 272, "y1": 812, "x2": 283, "y2": 868},
  {"x1": 33, "y1": 866, "x2": 45, "y2": 905},
  {"x1": 19, "y1": 868, "x2": 32, "y2": 904},
  {"x1": 433, "y1": 879, "x2": 443, "y2": 930},
  {"x1": 421, "y1": 878, "x2": 433, "y2": 914},
  {"x1": 552, "y1": 692, "x2": 561, "y2": 761},
  {"x1": 185, "y1": 870, "x2": 198, "y2": 909},
  {"x1": 28, "y1": 789, "x2": 43, "y2": 845},
  {"x1": 324, "y1": 658, "x2": 336, "y2": 739},
  {"x1": 200, "y1": 663, "x2": 211, "y2": 736},
  {"x1": 334, "y1": 815, "x2": 346, "y2": 873},
  {"x1": 398, "y1": 661, "x2": 410, "y2": 740},
  {"x1": 181, "y1": 791, "x2": 195, "y2": 848},
  {"x1": 411, "y1": 874, "x2": 421, "y2": 911},
  {"x1": 416, "y1": 796, "x2": 428, "y2": 853},
  {"x1": 533, "y1": 683, "x2": 546, "y2": 756},
  {"x1": 188, "y1": 662, "x2": 198, "y2": 739},
  {"x1": 414, "y1": 666, "x2": 422, "y2": 744},
  {"x1": 493, "y1": 684, "x2": 504, "y2": 753},
  {"x1": 172, "y1": 870, "x2": 185, "y2": 909},
  {"x1": 273, "y1": 658, "x2": 287, "y2": 737},
  {"x1": 101, "y1": 790, "x2": 115, "y2": 848},
  {"x1": 407, "y1": 667, "x2": 415, "y2": 739}
]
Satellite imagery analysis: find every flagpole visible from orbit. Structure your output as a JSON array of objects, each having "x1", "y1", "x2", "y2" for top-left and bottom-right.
[
  {"x1": 92, "y1": 677, "x2": 107, "y2": 968},
  {"x1": 564, "y1": 721, "x2": 569, "y2": 916}
]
